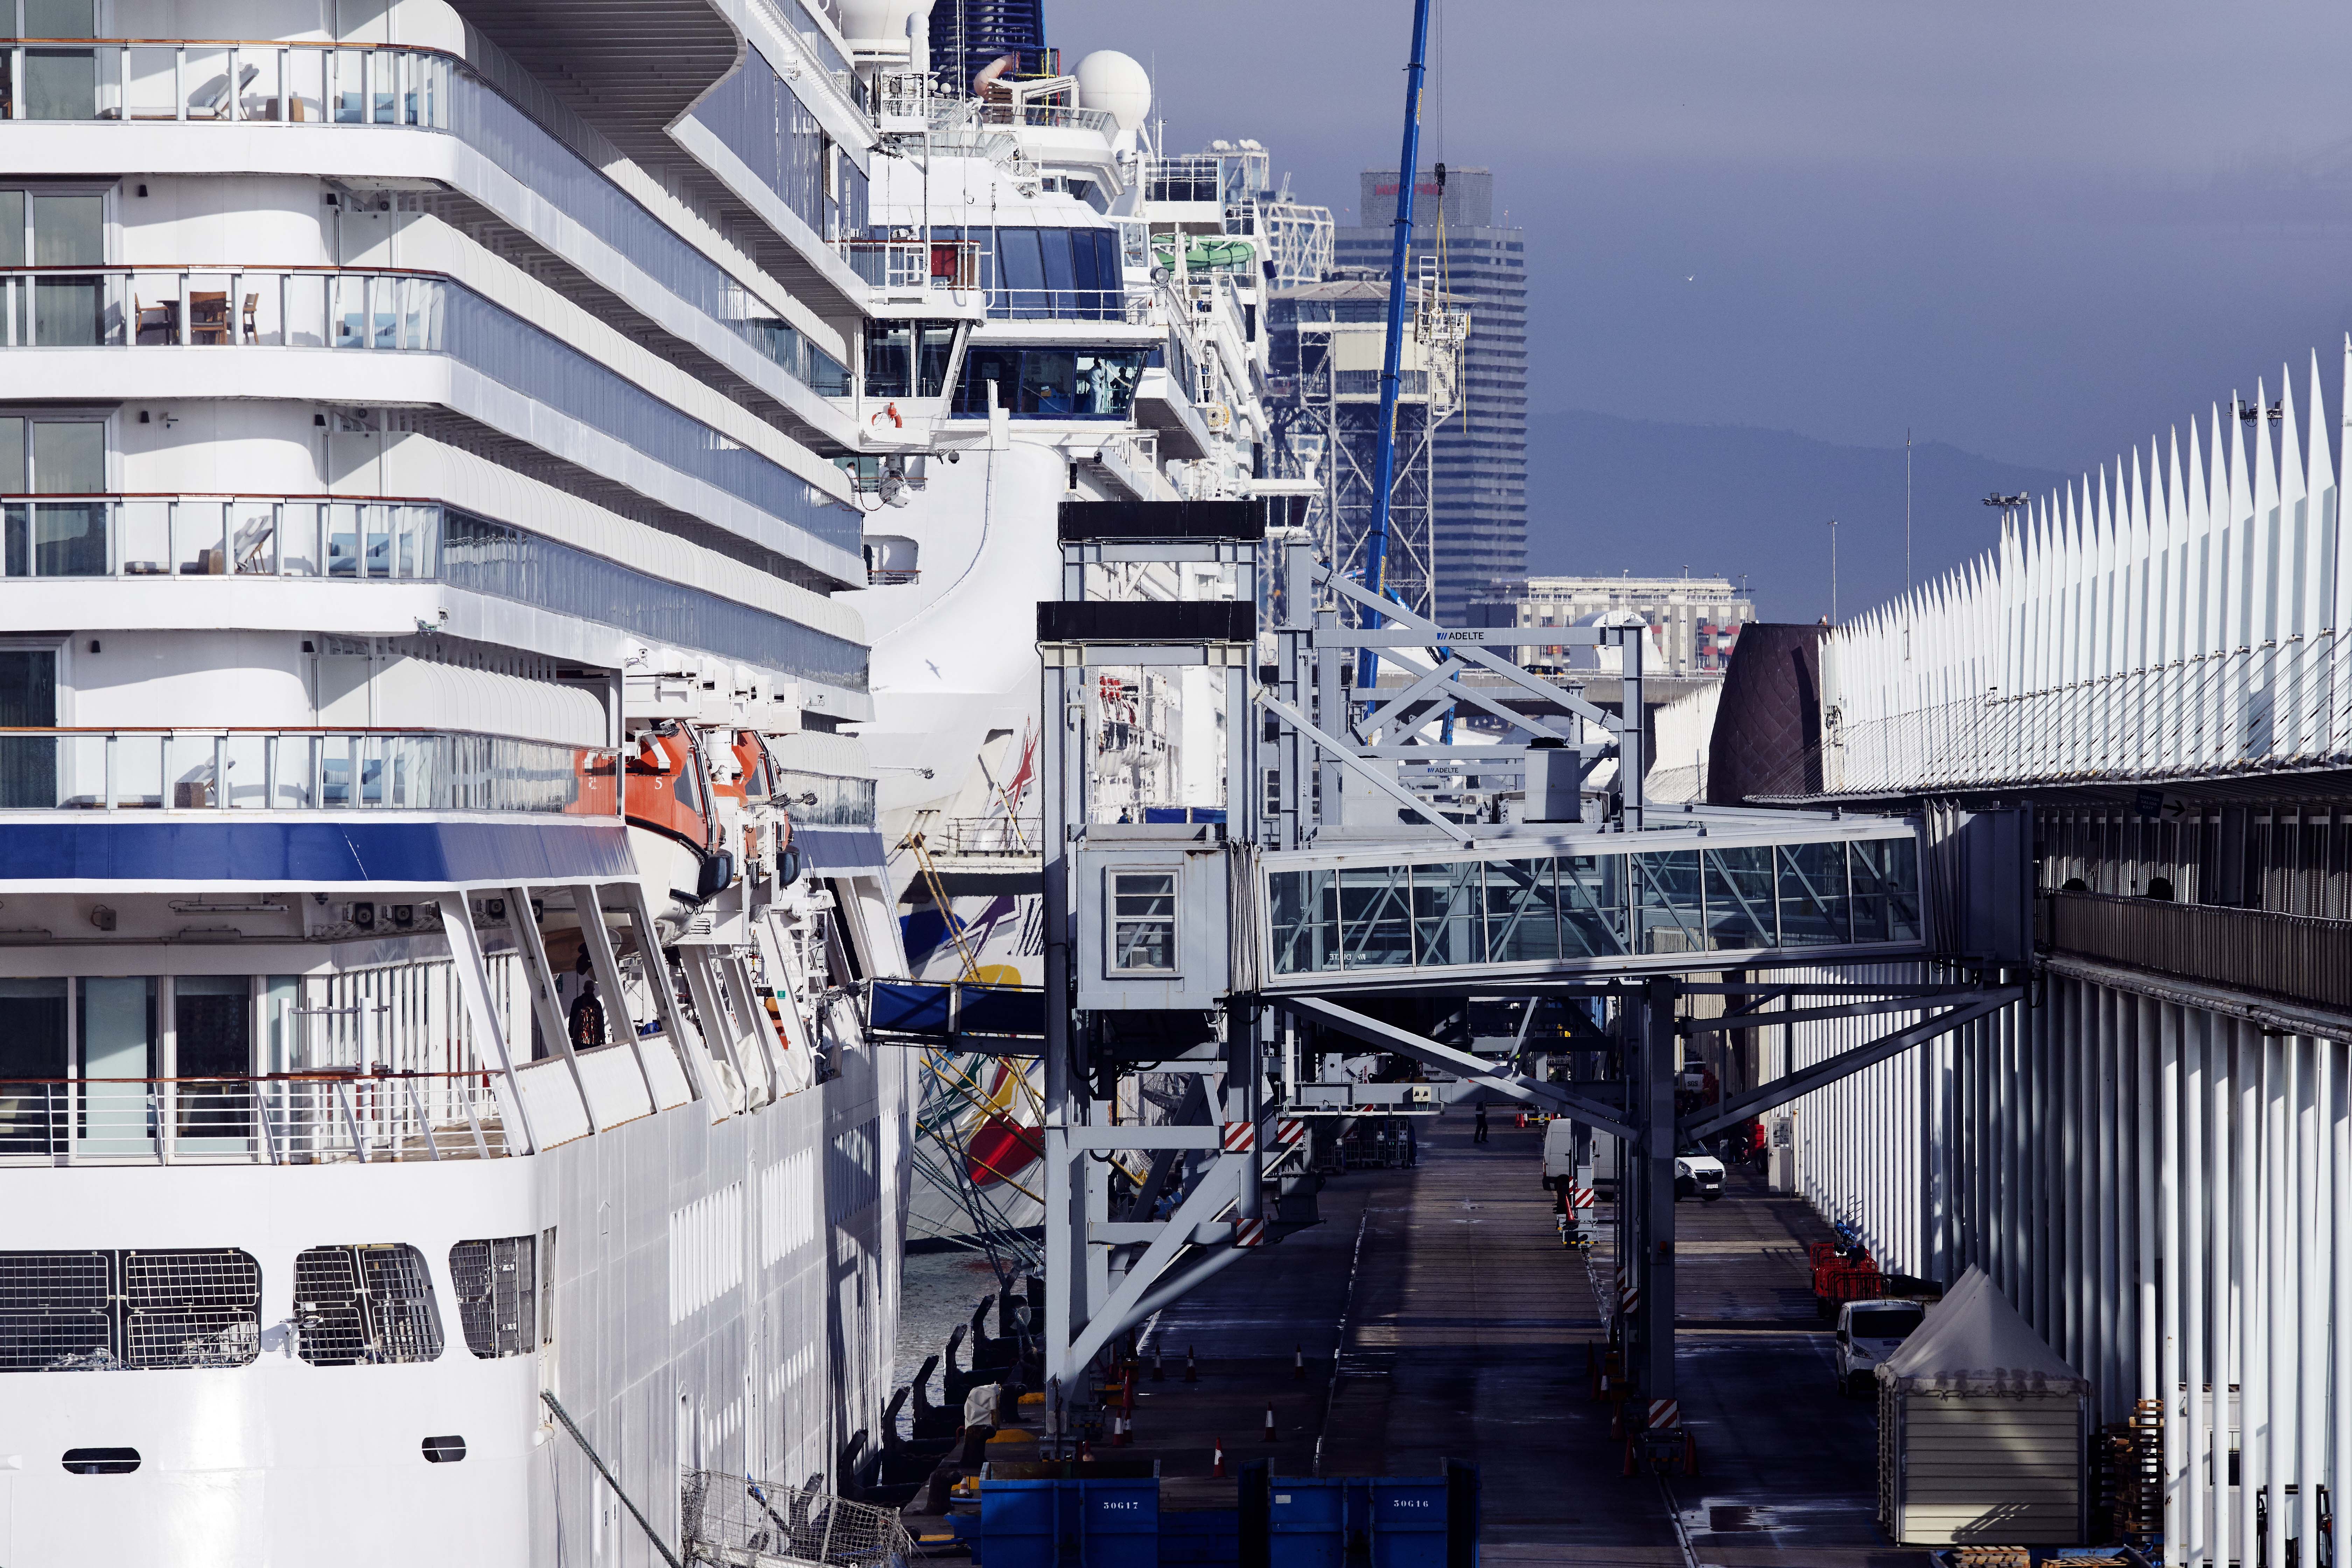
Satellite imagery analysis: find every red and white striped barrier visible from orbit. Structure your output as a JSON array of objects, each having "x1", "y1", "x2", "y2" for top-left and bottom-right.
[
  {"x1": 1221, "y1": 1121, "x2": 1256, "y2": 1153},
  {"x1": 1646, "y1": 1399, "x2": 1680, "y2": 1430},
  {"x1": 1234, "y1": 1217, "x2": 1267, "y2": 1247}
]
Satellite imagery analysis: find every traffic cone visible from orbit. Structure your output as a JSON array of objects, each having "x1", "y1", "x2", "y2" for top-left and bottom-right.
[
  {"x1": 1262, "y1": 1404, "x2": 1276, "y2": 1442},
  {"x1": 1112, "y1": 1411, "x2": 1131, "y2": 1447},
  {"x1": 1152, "y1": 1345, "x2": 1164, "y2": 1382},
  {"x1": 1293, "y1": 1345, "x2": 1305, "y2": 1381},
  {"x1": 1184, "y1": 1346, "x2": 1197, "y2": 1383}
]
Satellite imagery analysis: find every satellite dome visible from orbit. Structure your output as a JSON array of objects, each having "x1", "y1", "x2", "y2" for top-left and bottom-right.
[
  {"x1": 835, "y1": 0, "x2": 922, "y2": 43},
  {"x1": 1074, "y1": 50, "x2": 1151, "y2": 139}
]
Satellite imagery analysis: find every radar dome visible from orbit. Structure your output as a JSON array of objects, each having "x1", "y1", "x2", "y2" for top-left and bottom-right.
[
  {"x1": 836, "y1": 0, "x2": 922, "y2": 43},
  {"x1": 1074, "y1": 50, "x2": 1151, "y2": 139}
]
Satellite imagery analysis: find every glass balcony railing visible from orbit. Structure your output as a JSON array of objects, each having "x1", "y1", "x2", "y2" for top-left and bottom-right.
[
  {"x1": 0, "y1": 39, "x2": 856, "y2": 402},
  {"x1": 1262, "y1": 831, "x2": 1924, "y2": 978},
  {"x1": 0, "y1": 264, "x2": 440, "y2": 349},
  {"x1": 0, "y1": 268, "x2": 861, "y2": 559},
  {"x1": 0, "y1": 728, "x2": 620, "y2": 815},
  {"x1": 0, "y1": 493, "x2": 438, "y2": 579},
  {"x1": 0, "y1": 38, "x2": 454, "y2": 126}
]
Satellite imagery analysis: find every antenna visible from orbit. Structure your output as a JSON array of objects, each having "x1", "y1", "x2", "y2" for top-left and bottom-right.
[
  {"x1": 1828, "y1": 518, "x2": 1839, "y2": 624},
  {"x1": 1904, "y1": 429, "x2": 1912, "y2": 595}
]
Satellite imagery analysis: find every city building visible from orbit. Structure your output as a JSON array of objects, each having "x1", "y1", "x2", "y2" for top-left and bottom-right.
[
  {"x1": 1335, "y1": 166, "x2": 1525, "y2": 621},
  {"x1": 1482, "y1": 574, "x2": 1757, "y2": 677},
  {"x1": 1265, "y1": 273, "x2": 1466, "y2": 621}
]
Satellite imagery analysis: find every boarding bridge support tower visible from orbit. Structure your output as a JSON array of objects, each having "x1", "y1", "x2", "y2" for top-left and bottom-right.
[{"x1": 1029, "y1": 499, "x2": 2025, "y2": 1467}]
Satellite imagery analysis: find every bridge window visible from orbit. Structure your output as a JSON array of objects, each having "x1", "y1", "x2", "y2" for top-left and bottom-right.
[
  {"x1": 1264, "y1": 835, "x2": 1918, "y2": 976},
  {"x1": 1777, "y1": 842, "x2": 1852, "y2": 946},
  {"x1": 1634, "y1": 850, "x2": 1705, "y2": 955},
  {"x1": 1850, "y1": 838, "x2": 1923, "y2": 943},
  {"x1": 1110, "y1": 871, "x2": 1178, "y2": 971},
  {"x1": 1703, "y1": 848, "x2": 1777, "y2": 951}
]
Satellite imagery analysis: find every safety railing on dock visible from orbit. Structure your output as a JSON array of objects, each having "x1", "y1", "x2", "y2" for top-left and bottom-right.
[
  {"x1": 2045, "y1": 889, "x2": 2352, "y2": 1011},
  {"x1": 0, "y1": 1073, "x2": 513, "y2": 1164}
]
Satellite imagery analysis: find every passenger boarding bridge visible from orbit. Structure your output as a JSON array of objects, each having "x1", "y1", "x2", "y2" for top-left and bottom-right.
[{"x1": 869, "y1": 498, "x2": 2026, "y2": 1468}]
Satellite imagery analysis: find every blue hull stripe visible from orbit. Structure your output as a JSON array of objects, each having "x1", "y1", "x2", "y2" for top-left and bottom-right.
[{"x1": 0, "y1": 819, "x2": 636, "y2": 886}]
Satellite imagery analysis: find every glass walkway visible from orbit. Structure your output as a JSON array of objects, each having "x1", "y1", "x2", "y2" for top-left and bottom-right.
[{"x1": 1256, "y1": 815, "x2": 1925, "y2": 990}]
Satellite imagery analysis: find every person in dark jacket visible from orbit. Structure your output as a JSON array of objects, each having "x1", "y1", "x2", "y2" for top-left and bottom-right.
[{"x1": 1473, "y1": 1104, "x2": 1489, "y2": 1144}]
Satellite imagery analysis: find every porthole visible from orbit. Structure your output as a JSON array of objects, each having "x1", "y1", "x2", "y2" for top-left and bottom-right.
[
  {"x1": 421, "y1": 1435, "x2": 467, "y2": 1464},
  {"x1": 62, "y1": 1447, "x2": 140, "y2": 1475}
]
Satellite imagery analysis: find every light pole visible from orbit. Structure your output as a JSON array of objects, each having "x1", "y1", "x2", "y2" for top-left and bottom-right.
[
  {"x1": 1828, "y1": 517, "x2": 1839, "y2": 625},
  {"x1": 1982, "y1": 492, "x2": 2028, "y2": 534}
]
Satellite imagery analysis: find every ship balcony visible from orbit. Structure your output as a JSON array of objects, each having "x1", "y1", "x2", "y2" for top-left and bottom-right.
[
  {"x1": 0, "y1": 263, "x2": 447, "y2": 351},
  {"x1": 0, "y1": 492, "x2": 440, "y2": 580},
  {"x1": 0, "y1": 268, "x2": 865, "y2": 582},
  {"x1": 0, "y1": 36, "x2": 455, "y2": 128},
  {"x1": 0, "y1": 1071, "x2": 512, "y2": 1166},
  {"x1": 839, "y1": 239, "x2": 987, "y2": 318},
  {"x1": 0, "y1": 728, "x2": 618, "y2": 816}
]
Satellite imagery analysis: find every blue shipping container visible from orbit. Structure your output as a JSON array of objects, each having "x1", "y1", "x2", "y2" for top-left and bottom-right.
[
  {"x1": 980, "y1": 1478, "x2": 1160, "y2": 1568},
  {"x1": 1266, "y1": 1477, "x2": 1452, "y2": 1568}
]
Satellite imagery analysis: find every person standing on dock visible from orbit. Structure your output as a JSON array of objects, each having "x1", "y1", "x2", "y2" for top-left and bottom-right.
[{"x1": 1474, "y1": 1104, "x2": 1489, "y2": 1144}]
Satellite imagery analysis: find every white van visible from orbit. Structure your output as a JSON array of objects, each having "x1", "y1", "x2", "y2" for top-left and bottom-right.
[{"x1": 1542, "y1": 1122, "x2": 1616, "y2": 1192}]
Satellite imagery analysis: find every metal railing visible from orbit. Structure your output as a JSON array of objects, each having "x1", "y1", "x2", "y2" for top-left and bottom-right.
[
  {"x1": 863, "y1": 566, "x2": 919, "y2": 586},
  {"x1": 932, "y1": 816, "x2": 1040, "y2": 855},
  {"x1": 1, "y1": 492, "x2": 440, "y2": 579},
  {"x1": 0, "y1": 728, "x2": 619, "y2": 815},
  {"x1": 2045, "y1": 890, "x2": 2352, "y2": 1011},
  {"x1": 0, "y1": 1073, "x2": 512, "y2": 1164},
  {"x1": 1, "y1": 38, "x2": 456, "y2": 126},
  {"x1": 839, "y1": 238, "x2": 980, "y2": 292},
  {"x1": 682, "y1": 1470, "x2": 916, "y2": 1568},
  {"x1": 0, "y1": 264, "x2": 444, "y2": 350}
]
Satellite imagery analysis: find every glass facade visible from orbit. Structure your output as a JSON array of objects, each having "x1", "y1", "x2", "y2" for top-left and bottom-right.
[
  {"x1": 441, "y1": 511, "x2": 867, "y2": 693},
  {"x1": 919, "y1": 226, "x2": 1127, "y2": 320},
  {"x1": 692, "y1": 49, "x2": 870, "y2": 243},
  {"x1": 1266, "y1": 835, "x2": 1921, "y2": 976},
  {"x1": 952, "y1": 345, "x2": 1147, "y2": 419}
]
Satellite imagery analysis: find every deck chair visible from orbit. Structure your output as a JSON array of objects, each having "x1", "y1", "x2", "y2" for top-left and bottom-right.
[{"x1": 188, "y1": 291, "x2": 230, "y2": 345}]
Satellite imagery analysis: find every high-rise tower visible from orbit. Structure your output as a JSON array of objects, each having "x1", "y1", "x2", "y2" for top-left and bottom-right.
[{"x1": 1335, "y1": 167, "x2": 1527, "y2": 623}]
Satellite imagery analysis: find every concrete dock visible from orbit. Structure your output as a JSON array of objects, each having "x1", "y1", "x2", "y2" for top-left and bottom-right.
[{"x1": 1120, "y1": 1111, "x2": 1933, "y2": 1564}]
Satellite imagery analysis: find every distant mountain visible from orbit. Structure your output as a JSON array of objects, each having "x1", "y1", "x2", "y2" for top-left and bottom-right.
[{"x1": 1519, "y1": 410, "x2": 2071, "y2": 623}]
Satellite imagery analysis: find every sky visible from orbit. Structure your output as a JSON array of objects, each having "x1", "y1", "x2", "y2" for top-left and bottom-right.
[{"x1": 1046, "y1": 0, "x2": 2352, "y2": 551}]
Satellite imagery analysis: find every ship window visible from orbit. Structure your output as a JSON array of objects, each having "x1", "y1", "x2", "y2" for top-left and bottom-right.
[
  {"x1": 449, "y1": 1236, "x2": 537, "y2": 1359},
  {"x1": 422, "y1": 1434, "x2": 467, "y2": 1463},
  {"x1": 293, "y1": 1244, "x2": 444, "y2": 1366},
  {"x1": 953, "y1": 347, "x2": 1147, "y2": 420},
  {"x1": 1110, "y1": 870, "x2": 1178, "y2": 972},
  {"x1": 0, "y1": 1248, "x2": 260, "y2": 1371},
  {"x1": 61, "y1": 1448, "x2": 139, "y2": 1475}
]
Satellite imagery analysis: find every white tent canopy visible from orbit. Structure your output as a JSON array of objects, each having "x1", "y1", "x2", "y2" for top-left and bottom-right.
[{"x1": 1878, "y1": 1265, "x2": 2090, "y2": 1396}]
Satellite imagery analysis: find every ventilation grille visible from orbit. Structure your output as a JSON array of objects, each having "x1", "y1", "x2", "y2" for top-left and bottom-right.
[
  {"x1": 123, "y1": 1250, "x2": 262, "y2": 1369},
  {"x1": 294, "y1": 1245, "x2": 444, "y2": 1366},
  {"x1": 0, "y1": 1249, "x2": 259, "y2": 1372},
  {"x1": 450, "y1": 1236, "x2": 536, "y2": 1359}
]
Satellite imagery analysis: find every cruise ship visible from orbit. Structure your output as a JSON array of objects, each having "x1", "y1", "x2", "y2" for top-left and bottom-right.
[
  {"x1": 842, "y1": 48, "x2": 1309, "y2": 1247},
  {"x1": 0, "y1": 0, "x2": 952, "y2": 1560}
]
